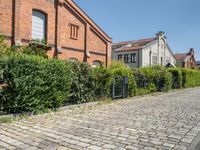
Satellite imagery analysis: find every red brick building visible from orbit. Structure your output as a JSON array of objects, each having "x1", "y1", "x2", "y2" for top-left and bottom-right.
[
  {"x1": 0, "y1": 0, "x2": 112, "y2": 66},
  {"x1": 175, "y1": 48, "x2": 196, "y2": 68}
]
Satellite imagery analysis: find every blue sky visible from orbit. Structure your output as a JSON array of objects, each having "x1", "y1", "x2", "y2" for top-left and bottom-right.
[{"x1": 74, "y1": 0, "x2": 200, "y2": 60}]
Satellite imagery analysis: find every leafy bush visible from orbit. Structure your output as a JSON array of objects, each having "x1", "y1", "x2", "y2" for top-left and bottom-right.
[
  {"x1": 0, "y1": 53, "x2": 72, "y2": 113},
  {"x1": 0, "y1": 35, "x2": 11, "y2": 56},
  {"x1": 110, "y1": 62, "x2": 137, "y2": 97},
  {"x1": 168, "y1": 68, "x2": 183, "y2": 89},
  {"x1": 182, "y1": 69, "x2": 200, "y2": 88},
  {"x1": 93, "y1": 66, "x2": 112, "y2": 99},
  {"x1": 68, "y1": 61, "x2": 95, "y2": 104},
  {"x1": 133, "y1": 66, "x2": 172, "y2": 94},
  {"x1": 157, "y1": 69, "x2": 172, "y2": 92}
]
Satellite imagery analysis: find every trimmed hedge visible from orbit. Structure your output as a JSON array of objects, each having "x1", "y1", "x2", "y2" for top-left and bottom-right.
[
  {"x1": 168, "y1": 68, "x2": 183, "y2": 89},
  {"x1": 1, "y1": 50, "x2": 200, "y2": 114},
  {"x1": 182, "y1": 69, "x2": 200, "y2": 88},
  {"x1": 133, "y1": 66, "x2": 172, "y2": 95},
  {"x1": 68, "y1": 61, "x2": 95, "y2": 104},
  {"x1": 93, "y1": 66, "x2": 112, "y2": 99},
  {"x1": 0, "y1": 53, "x2": 72, "y2": 113}
]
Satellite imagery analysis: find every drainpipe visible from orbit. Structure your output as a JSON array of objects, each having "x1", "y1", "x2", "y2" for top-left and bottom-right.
[
  {"x1": 11, "y1": 0, "x2": 16, "y2": 46},
  {"x1": 106, "y1": 43, "x2": 108, "y2": 67},
  {"x1": 138, "y1": 49, "x2": 140, "y2": 68},
  {"x1": 84, "y1": 23, "x2": 88, "y2": 62},
  {"x1": 149, "y1": 50, "x2": 152, "y2": 67},
  {"x1": 54, "y1": 0, "x2": 59, "y2": 57}
]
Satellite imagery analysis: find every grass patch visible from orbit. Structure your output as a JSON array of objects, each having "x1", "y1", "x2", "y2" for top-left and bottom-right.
[{"x1": 0, "y1": 116, "x2": 13, "y2": 124}]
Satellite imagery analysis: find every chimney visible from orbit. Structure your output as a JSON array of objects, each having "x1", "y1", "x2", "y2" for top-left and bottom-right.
[
  {"x1": 156, "y1": 31, "x2": 165, "y2": 38},
  {"x1": 189, "y1": 48, "x2": 194, "y2": 55}
]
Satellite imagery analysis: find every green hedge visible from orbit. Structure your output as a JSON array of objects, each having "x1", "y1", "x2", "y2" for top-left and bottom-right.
[
  {"x1": 168, "y1": 68, "x2": 183, "y2": 89},
  {"x1": 182, "y1": 69, "x2": 200, "y2": 88},
  {"x1": 110, "y1": 62, "x2": 137, "y2": 96},
  {"x1": 93, "y1": 66, "x2": 112, "y2": 99},
  {"x1": 0, "y1": 53, "x2": 72, "y2": 113},
  {"x1": 133, "y1": 66, "x2": 172, "y2": 95},
  {"x1": 68, "y1": 61, "x2": 95, "y2": 104},
  {"x1": 1, "y1": 51, "x2": 200, "y2": 114}
]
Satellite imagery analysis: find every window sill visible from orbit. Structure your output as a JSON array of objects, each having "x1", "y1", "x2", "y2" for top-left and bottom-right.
[
  {"x1": 29, "y1": 40, "x2": 52, "y2": 51},
  {"x1": 70, "y1": 37, "x2": 78, "y2": 40}
]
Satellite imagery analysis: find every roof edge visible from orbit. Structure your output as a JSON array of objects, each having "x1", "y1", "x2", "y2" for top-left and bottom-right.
[{"x1": 65, "y1": 0, "x2": 112, "y2": 42}]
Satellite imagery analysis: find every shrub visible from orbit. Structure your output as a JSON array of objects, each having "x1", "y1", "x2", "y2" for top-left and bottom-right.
[
  {"x1": 182, "y1": 69, "x2": 200, "y2": 88},
  {"x1": 0, "y1": 53, "x2": 72, "y2": 113},
  {"x1": 0, "y1": 35, "x2": 11, "y2": 56},
  {"x1": 93, "y1": 66, "x2": 112, "y2": 99},
  {"x1": 168, "y1": 68, "x2": 183, "y2": 89},
  {"x1": 68, "y1": 61, "x2": 95, "y2": 104},
  {"x1": 109, "y1": 61, "x2": 128, "y2": 69},
  {"x1": 157, "y1": 69, "x2": 172, "y2": 92},
  {"x1": 134, "y1": 66, "x2": 172, "y2": 94},
  {"x1": 110, "y1": 63, "x2": 137, "y2": 97}
]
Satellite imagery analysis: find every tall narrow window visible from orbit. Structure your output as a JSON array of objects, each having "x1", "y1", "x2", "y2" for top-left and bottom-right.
[
  {"x1": 118, "y1": 54, "x2": 123, "y2": 61},
  {"x1": 32, "y1": 10, "x2": 47, "y2": 40},
  {"x1": 161, "y1": 57, "x2": 163, "y2": 66},
  {"x1": 69, "y1": 24, "x2": 79, "y2": 40},
  {"x1": 152, "y1": 55, "x2": 158, "y2": 65},
  {"x1": 131, "y1": 53, "x2": 136, "y2": 63},
  {"x1": 124, "y1": 54, "x2": 129, "y2": 63}
]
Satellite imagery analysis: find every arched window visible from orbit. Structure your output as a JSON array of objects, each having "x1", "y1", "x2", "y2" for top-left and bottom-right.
[
  {"x1": 69, "y1": 58, "x2": 78, "y2": 62},
  {"x1": 32, "y1": 10, "x2": 47, "y2": 40},
  {"x1": 92, "y1": 60, "x2": 101, "y2": 67}
]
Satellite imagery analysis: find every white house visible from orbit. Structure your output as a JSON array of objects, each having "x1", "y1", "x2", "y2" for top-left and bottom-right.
[{"x1": 112, "y1": 32, "x2": 176, "y2": 68}]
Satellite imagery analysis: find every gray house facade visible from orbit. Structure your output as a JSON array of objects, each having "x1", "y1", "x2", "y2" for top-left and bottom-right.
[{"x1": 112, "y1": 32, "x2": 176, "y2": 68}]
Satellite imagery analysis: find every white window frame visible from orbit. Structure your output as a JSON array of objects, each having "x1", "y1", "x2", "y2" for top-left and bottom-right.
[{"x1": 32, "y1": 10, "x2": 47, "y2": 40}]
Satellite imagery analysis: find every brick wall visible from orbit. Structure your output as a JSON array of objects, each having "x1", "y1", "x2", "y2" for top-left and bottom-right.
[{"x1": 0, "y1": 0, "x2": 112, "y2": 66}]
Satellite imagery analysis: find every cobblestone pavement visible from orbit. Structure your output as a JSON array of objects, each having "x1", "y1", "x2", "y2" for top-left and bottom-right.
[{"x1": 1, "y1": 88, "x2": 200, "y2": 150}]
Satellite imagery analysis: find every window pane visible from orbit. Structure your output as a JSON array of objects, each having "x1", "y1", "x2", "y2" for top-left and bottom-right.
[
  {"x1": 32, "y1": 11, "x2": 46, "y2": 40},
  {"x1": 152, "y1": 56, "x2": 158, "y2": 64},
  {"x1": 131, "y1": 54, "x2": 136, "y2": 63},
  {"x1": 118, "y1": 55, "x2": 123, "y2": 61},
  {"x1": 124, "y1": 54, "x2": 129, "y2": 63},
  {"x1": 70, "y1": 24, "x2": 79, "y2": 39},
  {"x1": 93, "y1": 61, "x2": 101, "y2": 67}
]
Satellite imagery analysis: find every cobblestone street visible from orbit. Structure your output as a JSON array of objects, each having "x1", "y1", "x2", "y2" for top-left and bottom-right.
[{"x1": 1, "y1": 88, "x2": 200, "y2": 150}]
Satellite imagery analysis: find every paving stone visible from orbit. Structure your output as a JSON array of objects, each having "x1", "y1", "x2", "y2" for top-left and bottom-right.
[
  {"x1": 0, "y1": 88, "x2": 200, "y2": 149},
  {"x1": 88, "y1": 145, "x2": 102, "y2": 150},
  {"x1": 102, "y1": 144, "x2": 116, "y2": 149},
  {"x1": 77, "y1": 142, "x2": 90, "y2": 148},
  {"x1": 181, "y1": 138, "x2": 193, "y2": 143}
]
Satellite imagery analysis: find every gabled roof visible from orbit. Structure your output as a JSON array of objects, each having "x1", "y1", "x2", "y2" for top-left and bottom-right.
[
  {"x1": 114, "y1": 37, "x2": 157, "y2": 52},
  {"x1": 116, "y1": 45, "x2": 143, "y2": 52},
  {"x1": 134, "y1": 38, "x2": 157, "y2": 45},
  {"x1": 175, "y1": 53, "x2": 188, "y2": 60},
  {"x1": 113, "y1": 40, "x2": 135, "y2": 47},
  {"x1": 64, "y1": 0, "x2": 112, "y2": 42},
  {"x1": 175, "y1": 49, "x2": 195, "y2": 61}
]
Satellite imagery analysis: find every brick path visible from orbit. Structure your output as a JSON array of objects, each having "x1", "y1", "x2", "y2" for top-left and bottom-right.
[{"x1": 1, "y1": 88, "x2": 200, "y2": 150}]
